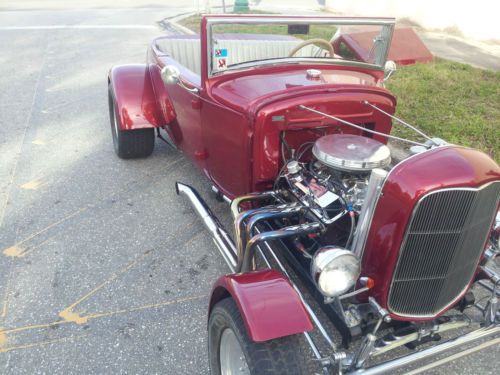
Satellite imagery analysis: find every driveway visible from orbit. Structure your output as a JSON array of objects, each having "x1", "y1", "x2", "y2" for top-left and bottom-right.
[
  {"x1": 0, "y1": 2, "x2": 227, "y2": 374},
  {"x1": 0, "y1": 2, "x2": 498, "y2": 374}
]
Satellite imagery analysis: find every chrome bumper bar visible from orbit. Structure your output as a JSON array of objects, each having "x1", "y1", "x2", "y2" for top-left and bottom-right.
[{"x1": 349, "y1": 324, "x2": 500, "y2": 375}]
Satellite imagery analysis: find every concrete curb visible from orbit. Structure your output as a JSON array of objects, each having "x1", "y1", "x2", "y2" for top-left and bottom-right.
[{"x1": 159, "y1": 12, "x2": 197, "y2": 35}]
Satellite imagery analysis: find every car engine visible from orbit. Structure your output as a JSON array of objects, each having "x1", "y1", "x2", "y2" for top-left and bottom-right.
[{"x1": 276, "y1": 133, "x2": 391, "y2": 250}]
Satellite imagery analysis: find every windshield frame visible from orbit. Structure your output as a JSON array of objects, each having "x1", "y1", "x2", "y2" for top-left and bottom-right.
[{"x1": 205, "y1": 16, "x2": 395, "y2": 78}]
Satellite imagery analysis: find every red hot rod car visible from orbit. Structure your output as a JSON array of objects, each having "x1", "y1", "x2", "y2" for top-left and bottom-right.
[{"x1": 108, "y1": 15, "x2": 500, "y2": 375}]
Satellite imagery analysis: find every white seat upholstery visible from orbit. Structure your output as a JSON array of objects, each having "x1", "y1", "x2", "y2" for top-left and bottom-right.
[
  {"x1": 156, "y1": 38, "x2": 202, "y2": 76},
  {"x1": 213, "y1": 39, "x2": 316, "y2": 71},
  {"x1": 155, "y1": 37, "x2": 319, "y2": 76}
]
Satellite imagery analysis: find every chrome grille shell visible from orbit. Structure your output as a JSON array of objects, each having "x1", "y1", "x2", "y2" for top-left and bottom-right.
[{"x1": 387, "y1": 181, "x2": 500, "y2": 317}]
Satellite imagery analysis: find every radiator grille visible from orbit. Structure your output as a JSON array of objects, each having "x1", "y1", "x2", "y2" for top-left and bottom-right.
[{"x1": 388, "y1": 181, "x2": 500, "y2": 317}]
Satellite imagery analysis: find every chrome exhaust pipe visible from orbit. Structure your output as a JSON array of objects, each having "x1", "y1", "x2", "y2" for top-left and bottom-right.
[
  {"x1": 234, "y1": 203, "x2": 301, "y2": 260},
  {"x1": 241, "y1": 221, "x2": 323, "y2": 272},
  {"x1": 176, "y1": 182, "x2": 238, "y2": 272},
  {"x1": 230, "y1": 191, "x2": 279, "y2": 219}
]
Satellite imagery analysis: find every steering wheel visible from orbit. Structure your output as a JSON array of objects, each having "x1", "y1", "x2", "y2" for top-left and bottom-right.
[{"x1": 288, "y1": 38, "x2": 335, "y2": 58}]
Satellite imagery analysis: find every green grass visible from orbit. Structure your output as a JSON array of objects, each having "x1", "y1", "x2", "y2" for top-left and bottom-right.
[
  {"x1": 179, "y1": 13, "x2": 334, "y2": 40},
  {"x1": 386, "y1": 59, "x2": 500, "y2": 162}
]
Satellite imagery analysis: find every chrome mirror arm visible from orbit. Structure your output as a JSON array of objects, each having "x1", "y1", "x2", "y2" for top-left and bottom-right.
[
  {"x1": 177, "y1": 80, "x2": 199, "y2": 94},
  {"x1": 161, "y1": 65, "x2": 199, "y2": 94}
]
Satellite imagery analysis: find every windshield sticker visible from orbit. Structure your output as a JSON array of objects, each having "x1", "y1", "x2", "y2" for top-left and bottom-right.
[
  {"x1": 217, "y1": 58, "x2": 227, "y2": 70},
  {"x1": 215, "y1": 48, "x2": 228, "y2": 57}
]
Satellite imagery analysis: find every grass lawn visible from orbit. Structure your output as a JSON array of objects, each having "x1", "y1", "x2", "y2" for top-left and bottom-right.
[
  {"x1": 180, "y1": 12, "x2": 334, "y2": 40},
  {"x1": 387, "y1": 60, "x2": 499, "y2": 162},
  {"x1": 179, "y1": 14, "x2": 499, "y2": 162}
]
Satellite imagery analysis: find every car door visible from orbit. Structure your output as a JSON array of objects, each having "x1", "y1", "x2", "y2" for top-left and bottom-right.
[{"x1": 149, "y1": 53, "x2": 205, "y2": 171}]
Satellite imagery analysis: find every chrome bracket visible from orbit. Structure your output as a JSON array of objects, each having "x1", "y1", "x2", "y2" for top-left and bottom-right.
[
  {"x1": 351, "y1": 333, "x2": 377, "y2": 369},
  {"x1": 369, "y1": 297, "x2": 391, "y2": 324},
  {"x1": 484, "y1": 295, "x2": 499, "y2": 326},
  {"x1": 332, "y1": 352, "x2": 347, "y2": 375},
  {"x1": 479, "y1": 266, "x2": 500, "y2": 325}
]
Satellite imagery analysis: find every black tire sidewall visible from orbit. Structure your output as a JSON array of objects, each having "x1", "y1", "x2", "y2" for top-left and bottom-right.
[
  {"x1": 208, "y1": 299, "x2": 239, "y2": 375},
  {"x1": 107, "y1": 83, "x2": 154, "y2": 159},
  {"x1": 108, "y1": 84, "x2": 121, "y2": 155},
  {"x1": 208, "y1": 298, "x2": 310, "y2": 375}
]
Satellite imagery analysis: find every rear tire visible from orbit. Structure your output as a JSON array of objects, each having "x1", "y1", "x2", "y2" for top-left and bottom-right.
[
  {"x1": 108, "y1": 85, "x2": 155, "y2": 159},
  {"x1": 208, "y1": 298, "x2": 310, "y2": 375}
]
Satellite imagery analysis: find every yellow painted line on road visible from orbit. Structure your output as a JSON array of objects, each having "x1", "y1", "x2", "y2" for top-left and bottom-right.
[
  {"x1": 0, "y1": 321, "x2": 71, "y2": 336},
  {"x1": 2, "y1": 157, "x2": 185, "y2": 258},
  {"x1": 0, "y1": 33, "x2": 52, "y2": 229},
  {"x1": 58, "y1": 247, "x2": 157, "y2": 324},
  {"x1": 20, "y1": 178, "x2": 46, "y2": 190},
  {"x1": 58, "y1": 218, "x2": 196, "y2": 324},
  {"x1": 1, "y1": 262, "x2": 15, "y2": 320},
  {"x1": 0, "y1": 328, "x2": 6, "y2": 348},
  {"x1": 31, "y1": 139, "x2": 46, "y2": 145},
  {"x1": 4, "y1": 236, "x2": 55, "y2": 258},
  {"x1": 2, "y1": 207, "x2": 87, "y2": 257},
  {"x1": 0, "y1": 294, "x2": 204, "y2": 350},
  {"x1": 0, "y1": 334, "x2": 88, "y2": 354},
  {"x1": 78, "y1": 294, "x2": 205, "y2": 322},
  {"x1": 0, "y1": 170, "x2": 196, "y2": 346},
  {"x1": 2, "y1": 156, "x2": 184, "y2": 248},
  {"x1": 3, "y1": 246, "x2": 24, "y2": 257}
]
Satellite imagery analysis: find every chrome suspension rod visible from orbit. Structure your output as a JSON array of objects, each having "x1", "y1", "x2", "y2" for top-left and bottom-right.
[
  {"x1": 362, "y1": 100, "x2": 437, "y2": 144},
  {"x1": 299, "y1": 105, "x2": 426, "y2": 147},
  {"x1": 349, "y1": 325, "x2": 500, "y2": 375}
]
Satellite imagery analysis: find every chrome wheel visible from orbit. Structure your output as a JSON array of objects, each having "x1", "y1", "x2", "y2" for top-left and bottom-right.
[{"x1": 220, "y1": 328, "x2": 250, "y2": 375}]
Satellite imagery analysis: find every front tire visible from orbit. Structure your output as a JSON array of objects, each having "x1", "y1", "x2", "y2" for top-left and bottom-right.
[
  {"x1": 208, "y1": 298, "x2": 309, "y2": 375},
  {"x1": 108, "y1": 85, "x2": 155, "y2": 159}
]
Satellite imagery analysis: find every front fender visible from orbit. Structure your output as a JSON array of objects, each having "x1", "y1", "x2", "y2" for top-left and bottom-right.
[
  {"x1": 209, "y1": 270, "x2": 313, "y2": 342},
  {"x1": 108, "y1": 64, "x2": 165, "y2": 130}
]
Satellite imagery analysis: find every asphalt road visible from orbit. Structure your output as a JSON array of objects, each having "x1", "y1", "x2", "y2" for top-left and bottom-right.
[{"x1": 0, "y1": 2, "x2": 498, "y2": 374}]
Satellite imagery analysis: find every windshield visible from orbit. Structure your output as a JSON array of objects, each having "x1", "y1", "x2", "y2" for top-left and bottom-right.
[{"x1": 207, "y1": 17, "x2": 394, "y2": 76}]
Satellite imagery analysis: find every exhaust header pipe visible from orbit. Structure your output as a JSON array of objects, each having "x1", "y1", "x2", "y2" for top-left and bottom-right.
[{"x1": 176, "y1": 182, "x2": 238, "y2": 272}]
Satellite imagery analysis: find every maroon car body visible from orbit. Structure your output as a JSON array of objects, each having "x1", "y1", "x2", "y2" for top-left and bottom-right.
[{"x1": 108, "y1": 14, "x2": 500, "y2": 375}]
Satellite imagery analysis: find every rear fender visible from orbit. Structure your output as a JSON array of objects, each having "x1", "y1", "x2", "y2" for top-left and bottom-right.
[
  {"x1": 209, "y1": 270, "x2": 313, "y2": 342},
  {"x1": 108, "y1": 64, "x2": 166, "y2": 130}
]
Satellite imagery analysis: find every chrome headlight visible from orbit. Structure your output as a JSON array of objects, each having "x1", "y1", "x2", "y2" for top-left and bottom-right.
[{"x1": 311, "y1": 247, "x2": 361, "y2": 297}]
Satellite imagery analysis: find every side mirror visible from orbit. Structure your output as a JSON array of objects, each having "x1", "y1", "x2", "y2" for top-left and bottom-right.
[
  {"x1": 161, "y1": 65, "x2": 180, "y2": 85},
  {"x1": 384, "y1": 60, "x2": 397, "y2": 81},
  {"x1": 160, "y1": 65, "x2": 199, "y2": 94}
]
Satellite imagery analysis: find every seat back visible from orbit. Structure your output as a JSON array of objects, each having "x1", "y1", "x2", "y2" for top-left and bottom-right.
[
  {"x1": 155, "y1": 38, "x2": 202, "y2": 75},
  {"x1": 155, "y1": 37, "x2": 318, "y2": 76},
  {"x1": 214, "y1": 39, "x2": 316, "y2": 71}
]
